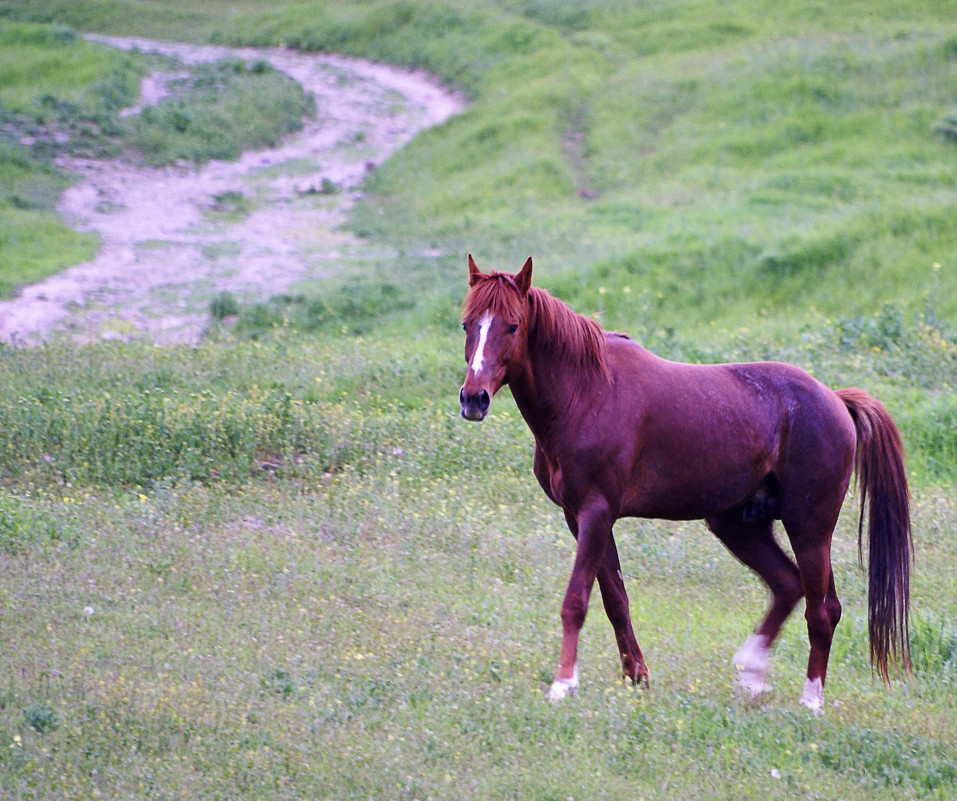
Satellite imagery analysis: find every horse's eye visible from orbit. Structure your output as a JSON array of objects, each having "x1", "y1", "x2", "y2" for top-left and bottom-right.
[
  {"x1": 462, "y1": 322, "x2": 467, "y2": 331},
  {"x1": 507, "y1": 324, "x2": 519, "y2": 334}
]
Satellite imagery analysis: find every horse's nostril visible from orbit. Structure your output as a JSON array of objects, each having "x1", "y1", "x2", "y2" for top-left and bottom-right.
[{"x1": 459, "y1": 386, "x2": 491, "y2": 420}]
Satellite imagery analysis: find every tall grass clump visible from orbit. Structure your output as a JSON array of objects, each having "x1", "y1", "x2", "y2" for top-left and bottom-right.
[{"x1": 0, "y1": 341, "x2": 331, "y2": 484}]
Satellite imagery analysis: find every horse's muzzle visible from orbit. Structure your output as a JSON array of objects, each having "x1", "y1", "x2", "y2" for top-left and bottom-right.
[{"x1": 460, "y1": 386, "x2": 490, "y2": 421}]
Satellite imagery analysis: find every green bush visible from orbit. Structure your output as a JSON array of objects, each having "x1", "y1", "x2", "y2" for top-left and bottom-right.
[{"x1": 209, "y1": 290, "x2": 240, "y2": 320}]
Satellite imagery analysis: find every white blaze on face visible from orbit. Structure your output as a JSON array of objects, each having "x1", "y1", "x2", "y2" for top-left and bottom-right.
[{"x1": 469, "y1": 311, "x2": 494, "y2": 375}]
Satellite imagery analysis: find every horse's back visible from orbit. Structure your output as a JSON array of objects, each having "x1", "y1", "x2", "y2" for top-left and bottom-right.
[{"x1": 609, "y1": 336, "x2": 852, "y2": 439}]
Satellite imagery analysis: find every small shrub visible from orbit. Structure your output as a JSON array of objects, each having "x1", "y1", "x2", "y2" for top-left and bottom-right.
[
  {"x1": 259, "y1": 668, "x2": 297, "y2": 697},
  {"x1": 23, "y1": 701, "x2": 58, "y2": 733},
  {"x1": 210, "y1": 290, "x2": 240, "y2": 320},
  {"x1": 233, "y1": 301, "x2": 285, "y2": 340}
]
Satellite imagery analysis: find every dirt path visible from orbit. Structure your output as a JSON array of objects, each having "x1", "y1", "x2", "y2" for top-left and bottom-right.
[{"x1": 0, "y1": 36, "x2": 465, "y2": 345}]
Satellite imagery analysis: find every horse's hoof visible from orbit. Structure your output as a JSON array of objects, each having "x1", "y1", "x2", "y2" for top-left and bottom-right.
[
  {"x1": 625, "y1": 665, "x2": 650, "y2": 688},
  {"x1": 733, "y1": 634, "x2": 771, "y2": 698},
  {"x1": 546, "y1": 667, "x2": 579, "y2": 701},
  {"x1": 799, "y1": 677, "x2": 825, "y2": 715}
]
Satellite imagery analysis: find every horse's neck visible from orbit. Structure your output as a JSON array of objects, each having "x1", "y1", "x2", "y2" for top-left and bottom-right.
[{"x1": 508, "y1": 337, "x2": 587, "y2": 444}]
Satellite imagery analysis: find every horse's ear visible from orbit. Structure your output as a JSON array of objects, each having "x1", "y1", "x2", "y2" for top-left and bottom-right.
[
  {"x1": 468, "y1": 253, "x2": 484, "y2": 287},
  {"x1": 515, "y1": 256, "x2": 533, "y2": 295}
]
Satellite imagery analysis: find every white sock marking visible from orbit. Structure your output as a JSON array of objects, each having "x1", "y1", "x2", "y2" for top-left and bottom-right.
[
  {"x1": 799, "y1": 677, "x2": 825, "y2": 715},
  {"x1": 547, "y1": 665, "x2": 579, "y2": 702},
  {"x1": 732, "y1": 633, "x2": 772, "y2": 697},
  {"x1": 469, "y1": 312, "x2": 493, "y2": 375}
]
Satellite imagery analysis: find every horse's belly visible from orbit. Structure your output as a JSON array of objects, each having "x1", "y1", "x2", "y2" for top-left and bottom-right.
[{"x1": 624, "y1": 463, "x2": 768, "y2": 521}]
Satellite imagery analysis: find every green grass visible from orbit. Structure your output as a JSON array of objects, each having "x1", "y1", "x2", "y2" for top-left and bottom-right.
[
  {"x1": 0, "y1": 21, "x2": 137, "y2": 297},
  {"x1": 0, "y1": 1, "x2": 956, "y2": 798},
  {"x1": 0, "y1": 378, "x2": 955, "y2": 798}
]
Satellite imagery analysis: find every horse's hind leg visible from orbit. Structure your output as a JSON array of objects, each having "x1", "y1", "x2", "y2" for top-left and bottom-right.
[
  {"x1": 774, "y1": 474, "x2": 847, "y2": 713},
  {"x1": 597, "y1": 533, "x2": 649, "y2": 686},
  {"x1": 787, "y1": 520, "x2": 843, "y2": 714},
  {"x1": 706, "y1": 512, "x2": 804, "y2": 697}
]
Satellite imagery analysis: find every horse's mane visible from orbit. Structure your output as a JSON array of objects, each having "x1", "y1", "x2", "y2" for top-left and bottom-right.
[
  {"x1": 528, "y1": 287, "x2": 609, "y2": 376},
  {"x1": 462, "y1": 272, "x2": 608, "y2": 376}
]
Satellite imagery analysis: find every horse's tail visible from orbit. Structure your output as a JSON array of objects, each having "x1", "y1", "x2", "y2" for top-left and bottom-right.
[{"x1": 837, "y1": 387, "x2": 913, "y2": 683}]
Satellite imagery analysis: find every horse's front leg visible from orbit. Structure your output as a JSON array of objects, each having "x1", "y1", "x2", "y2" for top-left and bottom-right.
[
  {"x1": 547, "y1": 501, "x2": 613, "y2": 701},
  {"x1": 598, "y1": 534, "x2": 650, "y2": 687}
]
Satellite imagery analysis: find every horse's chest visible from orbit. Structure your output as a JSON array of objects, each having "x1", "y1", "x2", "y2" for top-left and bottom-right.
[
  {"x1": 539, "y1": 462, "x2": 565, "y2": 506},
  {"x1": 547, "y1": 466, "x2": 565, "y2": 506},
  {"x1": 533, "y1": 445, "x2": 566, "y2": 506}
]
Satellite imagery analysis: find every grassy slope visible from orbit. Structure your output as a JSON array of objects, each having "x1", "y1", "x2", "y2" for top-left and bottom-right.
[
  {"x1": 206, "y1": 0, "x2": 957, "y2": 337},
  {"x1": 0, "y1": 22, "x2": 134, "y2": 297},
  {"x1": 3, "y1": 2, "x2": 957, "y2": 332},
  {"x1": 0, "y1": 2, "x2": 956, "y2": 799}
]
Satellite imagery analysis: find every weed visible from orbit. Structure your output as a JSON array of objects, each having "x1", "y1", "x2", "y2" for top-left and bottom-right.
[
  {"x1": 209, "y1": 290, "x2": 240, "y2": 320},
  {"x1": 259, "y1": 668, "x2": 297, "y2": 698},
  {"x1": 23, "y1": 701, "x2": 58, "y2": 733}
]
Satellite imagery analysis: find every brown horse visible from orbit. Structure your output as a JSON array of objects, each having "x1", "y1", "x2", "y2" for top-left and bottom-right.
[{"x1": 459, "y1": 254, "x2": 912, "y2": 712}]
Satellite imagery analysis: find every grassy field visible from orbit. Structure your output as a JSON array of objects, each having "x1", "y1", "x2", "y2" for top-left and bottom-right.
[{"x1": 1, "y1": 1, "x2": 956, "y2": 799}]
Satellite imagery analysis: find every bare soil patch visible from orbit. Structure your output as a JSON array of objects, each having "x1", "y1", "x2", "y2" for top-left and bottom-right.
[{"x1": 0, "y1": 36, "x2": 464, "y2": 344}]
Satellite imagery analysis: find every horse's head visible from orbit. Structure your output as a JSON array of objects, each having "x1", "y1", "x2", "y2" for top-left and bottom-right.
[{"x1": 459, "y1": 254, "x2": 533, "y2": 421}]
